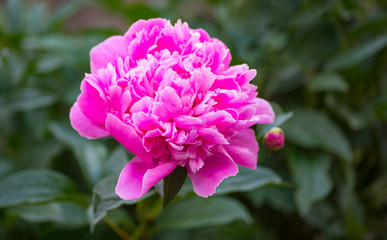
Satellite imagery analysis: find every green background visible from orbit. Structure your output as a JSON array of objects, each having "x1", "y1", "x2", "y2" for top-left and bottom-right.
[{"x1": 0, "y1": 0, "x2": 386, "y2": 239}]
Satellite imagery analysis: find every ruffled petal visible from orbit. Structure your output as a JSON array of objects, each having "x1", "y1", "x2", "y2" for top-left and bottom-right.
[
  {"x1": 90, "y1": 36, "x2": 127, "y2": 74},
  {"x1": 105, "y1": 114, "x2": 153, "y2": 163},
  {"x1": 115, "y1": 157, "x2": 178, "y2": 199},
  {"x1": 188, "y1": 149, "x2": 238, "y2": 197},
  {"x1": 254, "y1": 98, "x2": 275, "y2": 124},
  {"x1": 224, "y1": 128, "x2": 258, "y2": 169},
  {"x1": 124, "y1": 18, "x2": 167, "y2": 44},
  {"x1": 69, "y1": 103, "x2": 109, "y2": 139},
  {"x1": 152, "y1": 87, "x2": 182, "y2": 121},
  {"x1": 78, "y1": 79, "x2": 109, "y2": 125}
]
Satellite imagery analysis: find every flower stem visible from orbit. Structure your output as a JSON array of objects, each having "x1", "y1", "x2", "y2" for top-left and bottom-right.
[{"x1": 103, "y1": 216, "x2": 131, "y2": 240}]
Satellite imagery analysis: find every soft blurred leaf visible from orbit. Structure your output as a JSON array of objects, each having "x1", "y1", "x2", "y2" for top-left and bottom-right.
[
  {"x1": 0, "y1": 88, "x2": 57, "y2": 112},
  {"x1": 326, "y1": 33, "x2": 387, "y2": 70},
  {"x1": 308, "y1": 72, "x2": 349, "y2": 92},
  {"x1": 8, "y1": 201, "x2": 88, "y2": 227},
  {"x1": 154, "y1": 196, "x2": 252, "y2": 231},
  {"x1": 246, "y1": 185, "x2": 296, "y2": 212},
  {"x1": 282, "y1": 109, "x2": 352, "y2": 161},
  {"x1": 102, "y1": 146, "x2": 130, "y2": 178},
  {"x1": 288, "y1": 151, "x2": 333, "y2": 215},
  {"x1": 91, "y1": 177, "x2": 155, "y2": 226},
  {"x1": 5, "y1": 0, "x2": 22, "y2": 33},
  {"x1": 25, "y1": 2, "x2": 47, "y2": 34},
  {"x1": 216, "y1": 166, "x2": 282, "y2": 195},
  {"x1": 50, "y1": 1, "x2": 84, "y2": 29},
  {"x1": 0, "y1": 170, "x2": 77, "y2": 208},
  {"x1": 305, "y1": 202, "x2": 344, "y2": 238},
  {"x1": 50, "y1": 122, "x2": 107, "y2": 186},
  {"x1": 258, "y1": 111, "x2": 293, "y2": 138},
  {"x1": 0, "y1": 158, "x2": 14, "y2": 178}
]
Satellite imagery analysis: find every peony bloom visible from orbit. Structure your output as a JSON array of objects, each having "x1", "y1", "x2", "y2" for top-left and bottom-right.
[
  {"x1": 263, "y1": 127, "x2": 285, "y2": 151},
  {"x1": 70, "y1": 18, "x2": 274, "y2": 199}
]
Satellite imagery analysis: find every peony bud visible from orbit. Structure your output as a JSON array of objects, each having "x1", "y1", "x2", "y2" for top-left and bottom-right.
[{"x1": 264, "y1": 127, "x2": 285, "y2": 151}]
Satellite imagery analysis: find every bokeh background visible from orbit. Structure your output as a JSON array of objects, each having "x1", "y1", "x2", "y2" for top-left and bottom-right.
[{"x1": 1, "y1": 0, "x2": 387, "y2": 239}]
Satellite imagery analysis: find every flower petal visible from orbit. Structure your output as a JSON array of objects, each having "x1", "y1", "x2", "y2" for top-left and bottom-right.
[
  {"x1": 224, "y1": 128, "x2": 258, "y2": 169},
  {"x1": 188, "y1": 149, "x2": 238, "y2": 197},
  {"x1": 69, "y1": 103, "x2": 109, "y2": 139},
  {"x1": 115, "y1": 157, "x2": 178, "y2": 199},
  {"x1": 105, "y1": 114, "x2": 153, "y2": 163},
  {"x1": 153, "y1": 87, "x2": 182, "y2": 121},
  {"x1": 90, "y1": 36, "x2": 127, "y2": 74},
  {"x1": 78, "y1": 78, "x2": 109, "y2": 125},
  {"x1": 124, "y1": 18, "x2": 167, "y2": 44},
  {"x1": 253, "y1": 98, "x2": 275, "y2": 124}
]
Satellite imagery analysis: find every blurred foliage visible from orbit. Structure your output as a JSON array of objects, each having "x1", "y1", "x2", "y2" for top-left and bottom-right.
[{"x1": 0, "y1": 0, "x2": 387, "y2": 239}]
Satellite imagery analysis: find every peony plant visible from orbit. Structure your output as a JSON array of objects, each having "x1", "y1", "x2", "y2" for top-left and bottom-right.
[{"x1": 70, "y1": 18, "x2": 274, "y2": 201}]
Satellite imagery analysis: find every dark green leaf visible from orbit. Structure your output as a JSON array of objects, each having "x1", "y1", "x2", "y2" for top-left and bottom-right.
[
  {"x1": 282, "y1": 109, "x2": 352, "y2": 161},
  {"x1": 216, "y1": 166, "x2": 282, "y2": 195},
  {"x1": 326, "y1": 33, "x2": 387, "y2": 70},
  {"x1": 50, "y1": 122, "x2": 107, "y2": 186},
  {"x1": 91, "y1": 177, "x2": 155, "y2": 226},
  {"x1": 0, "y1": 170, "x2": 77, "y2": 208},
  {"x1": 258, "y1": 111, "x2": 293, "y2": 138},
  {"x1": 102, "y1": 146, "x2": 130, "y2": 178},
  {"x1": 308, "y1": 72, "x2": 349, "y2": 92},
  {"x1": 0, "y1": 88, "x2": 57, "y2": 112},
  {"x1": 288, "y1": 151, "x2": 333, "y2": 215},
  {"x1": 163, "y1": 166, "x2": 187, "y2": 207},
  {"x1": 246, "y1": 185, "x2": 296, "y2": 212},
  {"x1": 8, "y1": 201, "x2": 88, "y2": 227},
  {"x1": 154, "y1": 196, "x2": 252, "y2": 231}
]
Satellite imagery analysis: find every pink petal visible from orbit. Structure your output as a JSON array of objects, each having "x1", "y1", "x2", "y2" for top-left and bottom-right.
[
  {"x1": 188, "y1": 149, "x2": 238, "y2": 197},
  {"x1": 115, "y1": 157, "x2": 178, "y2": 200},
  {"x1": 224, "y1": 128, "x2": 258, "y2": 169},
  {"x1": 69, "y1": 103, "x2": 109, "y2": 139},
  {"x1": 192, "y1": 68, "x2": 215, "y2": 93},
  {"x1": 153, "y1": 87, "x2": 182, "y2": 121},
  {"x1": 124, "y1": 18, "x2": 167, "y2": 44},
  {"x1": 197, "y1": 128, "x2": 229, "y2": 145},
  {"x1": 90, "y1": 36, "x2": 127, "y2": 74},
  {"x1": 78, "y1": 79, "x2": 109, "y2": 125},
  {"x1": 105, "y1": 114, "x2": 153, "y2": 163},
  {"x1": 175, "y1": 115, "x2": 202, "y2": 128},
  {"x1": 253, "y1": 98, "x2": 275, "y2": 124},
  {"x1": 130, "y1": 96, "x2": 153, "y2": 113}
]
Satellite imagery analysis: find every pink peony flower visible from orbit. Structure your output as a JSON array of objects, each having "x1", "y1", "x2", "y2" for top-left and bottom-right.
[
  {"x1": 70, "y1": 18, "x2": 275, "y2": 199},
  {"x1": 263, "y1": 127, "x2": 285, "y2": 151}
]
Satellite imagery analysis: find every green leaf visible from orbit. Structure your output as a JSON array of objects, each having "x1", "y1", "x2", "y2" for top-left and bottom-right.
[
  {"x1": 216, "y1": 166, "x2": 282, "y2": 195},
  {"x1": 50, "y1": 1, "x2": 84, "y2": 29},
  {"x1": 282, "y1": 109, "x2": 352, "y2": 161},
  {"x1": 0, "y1": 88, "x2": 57, "y2": 112},
  {"x1": 246, "y1": 185, "x2": 296, "y2": 212},
  {"x1": 8, "y1": 201, "x2": 88, "y2": 227},
  {"x1": 49, "y1": 122, "x2": 107, "y2": 186},
  {"x1": 0, "y1": 157, "x2": 14, "y2": 178},
  {"x1": 91, "y1": 177, "x2": 155, "y2": 226},
  {"x1": 163, "y1": 166, "x2": 187, "y2": 207},
  {"x1": 326, "y1": 33, "x2": 387, "y2": 70},
  {"x1": 5, "y1": 0, "x2": 22, "y2": 33},
  {"x1": 0, "y1": 169, "x2": 77, "y2": 208},
  {"x1": 102, "y1": 146, "x2": 130, "y2": 178},
  {"x1": 288, "y1": 151, "x2": 333, "y2": 215},
  {"x1": 258, "y1": 111, "x2": 293, "y2": 138},
  {"x1": 308, "y1": 72, "x2": 349, "y2": 92},
  {"x1": 154, "y1": 196, "x2": 252, "y2": 231}
]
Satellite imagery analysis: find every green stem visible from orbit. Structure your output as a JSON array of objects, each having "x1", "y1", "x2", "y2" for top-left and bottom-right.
[
  {"x1": 103, "y1": 216, "x2": 131, "y2": 240},
  {"x1": 132, "y1": 218, "x2": 146, "y2": 240}
]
